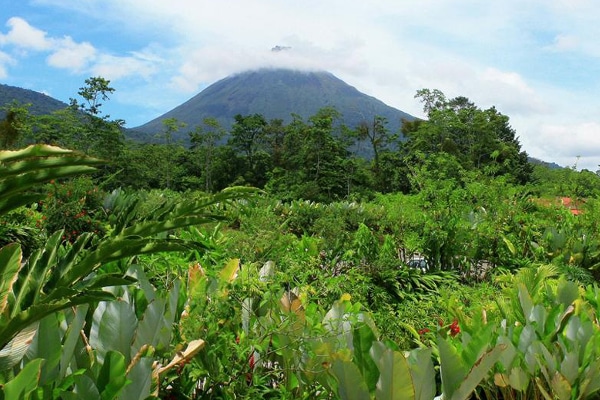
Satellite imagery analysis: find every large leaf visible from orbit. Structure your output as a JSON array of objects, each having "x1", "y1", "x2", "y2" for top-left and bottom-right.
[
  {"x1": 406, "y1": 348, "x2": 436, "y2": 400},
  {"x1": 90, "y1": 299, "x2": 137, "y2": 364},
  {"x1": 370, "y1": 341, "x2": 415, "y2": 400},
  {"x1": 59, "y1": 305, "x2": 90, "y2": 378},
  {"x1": 330, "y1": 359, "x2": 371, "y2": 400},
  {"x1": 353, "y1": 323, "x2": 379, "y2": 393},
  {"x1": 132, "y1": 297, "x2": 170, "y2": 355},
  {"x1": 438, "y1": 335, "x2": 505, "y2": 400},
  {"x1": 96, "y1": 351, "x2": 130, "y2": 400},
  {"x1": 2, "y1": 358, "x2": 43, "y2": 399},
  {"x1": 0, "y1": 244, "x2": 21, "y2": 315},
  {"x1": 120, "y1": 357, "x2": 154, "y2": 400},
  {"x1": 25, "y1": 313, "x2": 62, "y2": 386},
  {"x1": 0, "y1": 322, "x2": 39, "y2": 371}
]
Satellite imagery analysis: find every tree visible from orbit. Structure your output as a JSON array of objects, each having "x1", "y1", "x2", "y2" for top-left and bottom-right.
[
  {"x1": 0, "y1": 102, "x2": 31, "y2": 149},
  {"x1": 267, "y1": 108, "x2": 349, "y2": 201},
  {"x1": 160, "y1": 118, "x2": 186, "y2": 190},
  {"x1": 69, "y1": 77, "x2": 125, "y2": 160},
  {"x1": 356, "y1": 115, "x2": 400, "y2": 191},
  {"x1": 228, "y1": 113, "x2": 269, "y2": 186},
  {"x1": 402, "y1": 89, "x2": 532, "y2": 185},
  {"x1": 189, "y1": 118, "x2": 226, "y2": 192}
]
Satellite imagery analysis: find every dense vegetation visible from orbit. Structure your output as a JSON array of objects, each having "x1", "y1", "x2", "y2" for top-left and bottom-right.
[{"x1": 2, "y1": 78, "x2": 600, "y2": 399}]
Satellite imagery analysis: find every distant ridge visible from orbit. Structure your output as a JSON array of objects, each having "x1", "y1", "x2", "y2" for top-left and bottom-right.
[
  {"x1": 133, "y1": 68, "x2": 416, "y2": 138},
  {"x1": 0, "y1": 83, "x2": 68, "y2": 115}
]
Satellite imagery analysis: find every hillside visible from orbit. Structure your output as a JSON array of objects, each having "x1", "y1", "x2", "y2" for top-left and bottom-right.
[
  {"x1": 0, "y1": 83, "x2": 68, "y2": 115},
  {"x1": 133, "y1": 68, "x2": 416, "y2": 138}
]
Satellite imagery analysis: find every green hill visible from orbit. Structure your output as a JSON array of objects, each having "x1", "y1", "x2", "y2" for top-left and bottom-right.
[{"x1": 0, "y1": 83, "x2": 68, "y2": 115}]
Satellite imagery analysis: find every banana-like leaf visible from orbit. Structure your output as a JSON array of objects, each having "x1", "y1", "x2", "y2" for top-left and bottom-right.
[
  {"x1": 439, "y1": 336, "x2": 505, "y2": 400},
  {"x1": 0, "y1": 243, "x2": 21, "y2": 315},
  {"x1": 0, "y1": 322, "x2": 39, "y2": 371},
  {"x1": 370, "y1": 341, "x2": 415, "y2": 400},
  {"x1": 90, "y1": 298, "x2": 138, "y2": 364},
  {"x1": 120, "y1": 357, "x2": 154, "y2": 400},
  {"x1": 0, "y1": 290, "x2": 115, "y2": 351},
  {"x1": 59, "y1": 305, "x2": 89, "y2": 378},
  {"x1": 353, "y1": 324, "x2": 379, "y2": 393},
  {"x1": 97, "y1": 351, "x2": 131, "y2": 400},
  {"x1": 406, "y1": 348, "x2": 436, "y2": 400},
  {"x1": 330, "y1": 359, "x2": 371, "y2": 400},
  {"x1": 2, "y1": 358, "x2": 43, "y2": 399}
]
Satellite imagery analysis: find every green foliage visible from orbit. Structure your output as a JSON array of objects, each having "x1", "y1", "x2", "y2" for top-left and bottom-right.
[{"x1": 40, "y1": 176, "x2": 106, "y2": 242}]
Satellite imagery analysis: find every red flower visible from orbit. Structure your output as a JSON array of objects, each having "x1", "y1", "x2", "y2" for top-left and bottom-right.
[
  {"x1": 418, "y1": 328, "x2": 430, "y2": 336},
  {"x1": 449, "y1": 320, "x2": 460, "y2": 337},
  {"x1": 249, "y1": 353, "x2": 255, "y2": 369}
]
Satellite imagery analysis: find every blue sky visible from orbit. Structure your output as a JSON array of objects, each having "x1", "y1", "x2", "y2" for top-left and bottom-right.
[{"x1": 1, "y1": 0, "x2": 600, "y2": 170}]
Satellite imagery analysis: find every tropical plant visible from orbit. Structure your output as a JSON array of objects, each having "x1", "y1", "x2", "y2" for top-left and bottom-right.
[{"x1": 0, "y1": 144, "x2": 254, "y2": 395}]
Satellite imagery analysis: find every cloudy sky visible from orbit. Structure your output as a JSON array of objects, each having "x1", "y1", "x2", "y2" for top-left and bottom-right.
[{"x1": 1, "y1": 0, "x2": 599, "y2": 169}]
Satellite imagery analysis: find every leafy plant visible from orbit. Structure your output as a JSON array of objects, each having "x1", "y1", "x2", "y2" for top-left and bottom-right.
[{"x1": 0, "y1": 144, "x2": 254, "y2": 396}]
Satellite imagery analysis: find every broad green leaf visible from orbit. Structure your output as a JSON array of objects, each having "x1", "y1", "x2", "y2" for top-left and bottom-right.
[
  {"x1": 25, "y1": 313, "x2": 61, "y2": 386},
  {"x1": 330, "y1": 359, "x2": 371, "y2": 400},
  {"x1": 132, "y1": 297, "x2": 170, "y2": 355},
  {"x1": 120, "y1": 357, "x2": 154, "y2": 400},
  {"x1": 550, "y1": 372, "x2": 571, "y2": 400},
  {"x1": 451, "y1": 344, "x2": 505, "y2": 400},
  {"x1": 560, "y1": 351, "x2": 579, "y2": 385},
  {"x1": 0, "y1": 244, "x2": 20, "y2": 315},
  {"x1": 90, "y1": 299, "x2": 137, "y2": 364},
  {"x1": 556, "y1": 280, "x2": 579, "y2": 308},
  {"x1": 370, "y1": 341, "x2": 414, "y2": 400},
  {"x1": 97, "y1": 351, "x2": 130, "y2": 400},
  {"x1": 406, "y1": 348, "x2": 436, "y2": 400},
  {"x1": 72, "y1": 374, "x2": 101, "y2": 399},
  {"x1": 2, "y1": 358, "x2": 43, "y2": 399},
  {"x1": 438, "y1": 336, "x2": 467, "y2": 397},
  {"x1": 0, "y1": 322, "x2": 39, "y2": 371},
  {"x1": 352, "y1": 323, "x2": 379, "y2": 393},
  {"x1": 580, "y1": 359, "x2": 600, "y2": 397},
  {"x1": 60, "y1": 305, "x2": 89, "y2": 378},
  {"x1": 518, "y1": 284, "x2": 533, "y2": 323}
]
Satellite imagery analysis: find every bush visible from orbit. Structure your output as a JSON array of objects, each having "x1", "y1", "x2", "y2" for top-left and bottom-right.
[{"x1": 41, "y1": 176, "x2": 106, "y2": 242}]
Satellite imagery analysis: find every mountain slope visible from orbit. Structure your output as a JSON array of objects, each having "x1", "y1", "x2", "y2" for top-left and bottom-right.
[
  {"x1": 0, "y1": 84, "x2": 68, "y2": 115},
  {"x1": 133, "y1": 69, "x2": 416, "y2": 137}
]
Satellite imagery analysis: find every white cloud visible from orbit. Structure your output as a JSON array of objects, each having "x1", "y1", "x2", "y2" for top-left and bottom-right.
[
  {"x1": 46, "y1": 36, "x2": 96, "y2": 72},
  {"x1": 91, "y1": 53, "x2": 159, "y2": 81},
  {"x1": 0, "y1": 50, "x2": 15, "y2": 79},
  {"x1": 0, "y1": 17, "x2": 51, "y2": 51},
  {"x1": 0, "y1": 16, "x2": 163, "y2": 81}
]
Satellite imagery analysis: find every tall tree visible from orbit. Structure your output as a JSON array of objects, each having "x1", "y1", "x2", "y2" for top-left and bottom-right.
[
  {"x1": 267, "y1": 107, "x2": 349, "y2": 201},
  {"x1": 189, "y1": 117, "x2": 226, "y2": 192},
  {"x1": 160, "y1": 118, "x2": 186, "y2": 190},
  {"x1": 356, "y1": 115, "x2": 399, "y2": 191},
  {"x1": 403, "y1": 89, "x2": 532, "y2": 185},
  {"x1": 0, "y1": 103, "x2": 31, "y2": 149},
  {"x1": 69, "y1": 77, "x2": 125, "y2": 160},
  {"x1": 228, "y1": 113, "x2": 269, "y2": 186}
]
